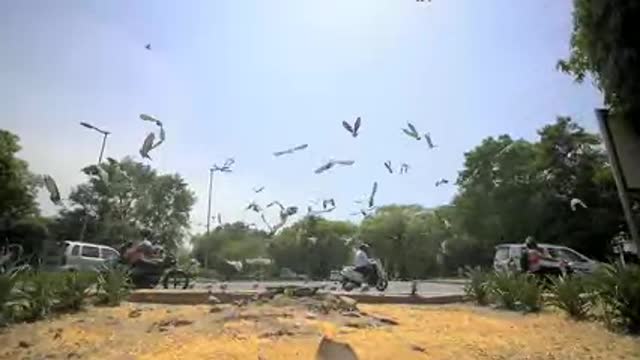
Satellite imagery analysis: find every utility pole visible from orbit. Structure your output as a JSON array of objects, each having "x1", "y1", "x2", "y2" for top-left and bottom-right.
[
  {"x1": 206, "y1": 167, "x2": 214, "y2": 235},
  {"x1": 78, "y1": 122, "x2": 110, "y2": 242}
]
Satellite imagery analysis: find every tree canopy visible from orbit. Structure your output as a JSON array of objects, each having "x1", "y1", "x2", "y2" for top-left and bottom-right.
[
  {"x1": 558, "y1": 0, "x2": 640, "y2": 131},
  {"x1": 0, "y1": 130, "x2": 39, "y2": 226},
  {"x1": 52, "y1": 157, "x2": 196, "y2": 250}
]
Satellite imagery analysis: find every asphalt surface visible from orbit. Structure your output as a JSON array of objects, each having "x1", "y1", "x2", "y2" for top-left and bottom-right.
[{"x1": 193, "y1": 280, "x2": 465, "y2": 296}]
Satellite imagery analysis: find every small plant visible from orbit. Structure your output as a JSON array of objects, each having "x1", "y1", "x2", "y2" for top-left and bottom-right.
[
  {"x1": 588, "y1": 263, "x2": 640, "y2": 333},
  {"x1": 488, "y1": 271, "x2": 520, "y2": 310},
  {"x1": 464, "y1": 267, "x2": 490, "y2": 305},
  {"x1": 96, "y1": 264, "x2": 131, "y2": 306},
  {"x1": 54, "y1": 271, "x2": 98, "y2": 312},
  {"x1": 517, "y1": 273, "x2": 543, "y2": 312},
  {"x1": 548, "y1": 275, "x2": 590, "y2": 319},
  {"x1": 0, "y1": 265, "x2": 28, "y2": 326},
  {"x1": 10, "y1": 271, "x2": 58, "y2": 322},
  {"x1": 487, "y1": 271, "x2": 542, "y2": 312}
]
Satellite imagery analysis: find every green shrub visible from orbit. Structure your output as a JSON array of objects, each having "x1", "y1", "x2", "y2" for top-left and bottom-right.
[
  {"x1": 488, "y1": 271, "x2": 520, "y2": 310},
  {"x1": 517, "y1": 273, "x2": 543, "y2": 313},
  {"x1": 54, "y1": 271, "x2": 98, "y2": 312},
  {"x1": 0, "y1": 265, "x2": 29, "y2": 326},
  {"x1": 589, "y1": 264, "x2": 640, "y2": 333},
  {"x1": 96, "y1": 265, "x2": 131, "y2": 306},
  {"x1": 10, "y1": 271, "x2": 58, "y2": 322},
  {"x1": 464, "y1": 267, "x2": 490, "y2": 305},
  {"x1": 487, "y1": 271, "x2": 542, "y2": 312},
  {"x1": 548, "y1": 275, "x2": 590, "y2": 319}
]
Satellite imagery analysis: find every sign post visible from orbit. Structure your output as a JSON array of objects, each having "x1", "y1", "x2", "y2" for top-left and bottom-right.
[{"x1": 595, "y1": 108, "x2": 640, "y2": 254}]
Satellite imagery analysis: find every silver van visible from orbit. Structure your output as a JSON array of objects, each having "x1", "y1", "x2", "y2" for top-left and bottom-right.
[
  {"x1": 60, "y1": 241, "x2": 120, "y2": 271},
  {"x1": 494, "y1": 243, "x2": 600, "y2": 274}
]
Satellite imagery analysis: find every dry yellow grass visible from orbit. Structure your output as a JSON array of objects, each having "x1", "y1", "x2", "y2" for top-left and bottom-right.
[{"x1": 0, "y1": 302, "x2": 638, "y2": 359}]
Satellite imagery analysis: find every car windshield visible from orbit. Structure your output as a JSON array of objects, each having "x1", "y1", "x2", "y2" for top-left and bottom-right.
[{"x1": 3, "y1": 1, "x2": 639, "y2": 358}]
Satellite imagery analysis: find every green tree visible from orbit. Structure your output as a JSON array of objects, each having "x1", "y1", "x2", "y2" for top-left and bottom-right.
[
  {"x1": 53, "y1": 157, "x2": 195, "y2": 250},
  {"x1": 558, "y1": 0, "x2": 640, "y2": 131},
  {"x1": 192, "y1": 222, "x2": 269, "y2": 263},
  {"x1": 268, "y1": 216, "x2": 356, "y2": 279},
  {"x1": 451, "y1": 117, "x2": 624, "y2": 262},
  {"x1": 0, "y1": 130, "x2": 39, "y2": 228},
  {"x1": 359, "y1": 205, "x2": 448, "y2": 279}
]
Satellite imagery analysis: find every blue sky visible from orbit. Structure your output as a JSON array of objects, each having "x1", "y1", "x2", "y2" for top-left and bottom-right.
[{"x1": 0, "y1": 0, "x2": 602, "y2": 234}]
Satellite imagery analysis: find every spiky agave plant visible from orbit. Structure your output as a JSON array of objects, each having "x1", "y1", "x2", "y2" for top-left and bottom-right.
[{"x1": 96, "y1": 264, "x2": 131, "y2": 306}]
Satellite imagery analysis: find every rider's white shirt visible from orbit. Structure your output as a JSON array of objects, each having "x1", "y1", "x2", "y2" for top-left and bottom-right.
[{"x1": 354, "y1": 250, "x2": 369, "y2": 268}]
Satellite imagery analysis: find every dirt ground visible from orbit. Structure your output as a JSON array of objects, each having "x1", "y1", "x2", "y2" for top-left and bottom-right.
[{"x1": 1, "y1": 298, "x2": 638, "y2": 360}]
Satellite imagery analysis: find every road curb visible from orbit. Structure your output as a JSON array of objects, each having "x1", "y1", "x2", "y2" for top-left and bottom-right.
[{"x1": 127, "y1": 290, "x2": 466, "y2": 305}]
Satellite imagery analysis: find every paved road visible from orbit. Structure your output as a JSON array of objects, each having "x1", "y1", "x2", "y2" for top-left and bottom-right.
[{"x1": 193, "y1": 280, "x2": 465, "y2": 297}]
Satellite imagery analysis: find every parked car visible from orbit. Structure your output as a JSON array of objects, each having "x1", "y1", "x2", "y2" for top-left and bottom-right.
[
  {"x1": 493, "y1": 243, "x2": 600, "y2": 275},
  {"x1": 59, "y1": 241, "x2": 120, "y2": 272}
]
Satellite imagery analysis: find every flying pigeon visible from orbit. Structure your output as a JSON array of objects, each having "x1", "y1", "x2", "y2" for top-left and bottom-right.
[
  {"x1": 246, "y1": 202, "x2": 262, "y2": 213},
  {"x1": 322, "y1": 199, "x2": 336, "y2": 209},
  {"x1": 402, "y1": 122, "x2": 421, "y2": 140},
  {"x1": 368, "y1": 181, "x2": 378, "y2": 208},
  {"x1": 253, "y1": 186, "x2": 265, "y2": 193},
  {"x1": 384, "y1": 161, "x2": 393, "y2": 174},
  {"x1": 273, "y1": 144, "x2": 309, "y2": 157},
  {"x1": 342, "y1": 117, "x2": 361, "y2": 137},
  {"x1": 145, "y1": 43, "x2": 152, "y2": 50},
  {"x1": 139, "y1": 132, "x2": 155, "y2": 160},
  {"x1": 314, "y1": 160, "x2": 355, "y2": 174},
  {"x1": 399, "y1": 163, "x2": 410, "y2": 174},
  {"x1": 42, "y1": 175, "x2": 61, "y2": 205},
  {"x1": 139, "y1": 113, "x2": 162, "y2": 127},
  {"x1": 435, "y1": 178, "x2": 449, "y2": 187},
  {"x1": 570, "y1": 198, "x2": 588, "y2": 211},
  {"x1": 424, "y1": 133, "x2": 437, "y2": 149}
]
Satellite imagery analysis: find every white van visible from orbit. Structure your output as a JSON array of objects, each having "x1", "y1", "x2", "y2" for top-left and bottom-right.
[
  {"x1": 60, "y1": 241, "x2": 120, "y2": 271},
  {"x1": 494, "y1": 243, "x2": 600, "y2": 275}
]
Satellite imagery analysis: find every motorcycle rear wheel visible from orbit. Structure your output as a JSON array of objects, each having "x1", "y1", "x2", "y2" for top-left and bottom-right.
[{"x1": 162, "y1": 269, "x2": 190, "y2": 290}]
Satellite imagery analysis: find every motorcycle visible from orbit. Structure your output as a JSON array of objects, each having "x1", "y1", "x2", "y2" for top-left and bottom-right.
[
  {"x1": 107, "y1": 252, "x2": 191, "y2": 289},
  {"x1": 340, "y1": 258, "x2": 389, "y2": 292}
]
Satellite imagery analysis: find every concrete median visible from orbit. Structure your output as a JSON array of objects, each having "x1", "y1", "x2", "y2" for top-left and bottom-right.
[{"x1": 128, "y1": 289, "x2": 466, "y2": 305}]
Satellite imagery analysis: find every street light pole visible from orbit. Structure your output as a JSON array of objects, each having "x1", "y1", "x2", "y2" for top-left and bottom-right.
[
  {"x1": 78, "y1": 122, "x2": 110, "y2": 242},
  {"x1": 206, "y1": 167, "x2": 215, "y2": 235}
]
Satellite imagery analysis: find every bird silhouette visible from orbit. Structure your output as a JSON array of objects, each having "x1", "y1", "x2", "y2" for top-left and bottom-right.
[
  {"x1": 246, "y1": 202, "x2": 262, "y2": 213},
  {"x1": 273, "y1": 144, "x2": 308, "y2": 157},
  {"x1": 402, "y1": 122, "x2": 421, "y2": 140},
  {"x1": 384, "y1": 161, "x2": 393, "y2": 174},
  {"x1": 322, "y1": 199, "x2": 336, "y2": 209},
  {"x1": 342, "y1": 117, "x2": 361, "y2": 137},
  {"x1": 314, "y1": 160, "x2": 355, "y2": 174},
  {"x1": 399, "y1": 163, "x2": 410, "y2": 174},
  {"x1": 253, "y1": 186, "x2": 265, "y2": 193},
  {"x1": 368, "y1": 181, "x2": 378, "y2": 208},
  {"x1": 145, "y1": 43, "x2": 151, "y2": 50},
  {"x1": 42, "y1": 175, "x2": 61, "y2": 205},
  {"x1": 424, "y1": 132, "x2": 437, "y2": 149},
  {"x1": 570, "y1": 198, "x2": 588, "y2": 211},
  {"x1": 435, "y1": 178, "x2": 449, "y2": 187},
  {"x1": 139, "y1": 132, "x2": 155, "y2": 160}
]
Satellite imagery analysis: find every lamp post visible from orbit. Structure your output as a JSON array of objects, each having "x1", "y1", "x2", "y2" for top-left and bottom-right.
[
  {"x1": 78, "y1": 122, "x2": 111, "y2": 241},
  {"x1": 206, "y1": 167, "x2": 215, "y2": 235}
]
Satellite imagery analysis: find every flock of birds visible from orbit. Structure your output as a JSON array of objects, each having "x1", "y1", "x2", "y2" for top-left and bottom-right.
[{"x1": 35, "y1": 41, "x2": 590, "y2": 240}]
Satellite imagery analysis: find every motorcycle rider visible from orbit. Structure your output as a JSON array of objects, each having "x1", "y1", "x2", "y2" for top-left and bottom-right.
[{"x1": 354, "y1": 243, "x2": 376, "y2": 283}]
